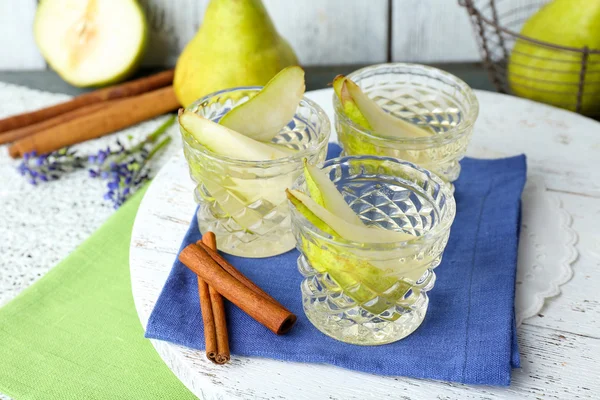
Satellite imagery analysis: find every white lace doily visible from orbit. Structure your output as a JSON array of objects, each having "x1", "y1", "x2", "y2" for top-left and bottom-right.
[{"x1": 515, "y1": 175, "x2": 578, "y2": 326}]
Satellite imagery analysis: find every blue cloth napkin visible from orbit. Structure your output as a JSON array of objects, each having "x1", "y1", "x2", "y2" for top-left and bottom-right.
[{"x1": 146, "y1": 144, "x2": 526, "y2": 386}]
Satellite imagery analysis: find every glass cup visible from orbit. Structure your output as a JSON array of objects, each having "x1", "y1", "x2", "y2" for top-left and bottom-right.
[
  {"x1": 290, "y1": 155, "x2": 456, "y2": 345},
  {"x1": 181, "y1": 87, "x2": 330, "y2": 258},
  {"x1": 334, "y1": 63, "x2": 479, "y2": 184}
]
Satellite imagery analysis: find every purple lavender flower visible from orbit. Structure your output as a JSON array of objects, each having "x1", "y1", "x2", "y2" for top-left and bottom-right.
[
  {"x1": 16, "y1": 115, "x2": 175, "y2": 209},
  {"x1": 18, "y1": 147, "x2": 86, "y2": 185},
  {"x1": 90, "y1": 115, "x2": 175, "y2": 208}
]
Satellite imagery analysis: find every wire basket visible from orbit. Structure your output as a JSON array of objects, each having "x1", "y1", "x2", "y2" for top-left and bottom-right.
[{"x1": 460, "y1": 0, "x2": 600, "y2": 117}]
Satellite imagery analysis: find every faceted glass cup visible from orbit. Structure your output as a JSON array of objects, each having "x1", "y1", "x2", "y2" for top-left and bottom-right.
[
  {"x1": 334, "y1": 63, "x2": 479, "y2": 183},
  {"x1": 290, "y1": 155, "x2": 456, "y2": 345},
  {"x1": 181, "y1": 87, "x2": 330, "y2": 258}
]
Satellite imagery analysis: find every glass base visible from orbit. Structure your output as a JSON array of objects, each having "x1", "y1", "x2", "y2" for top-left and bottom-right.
[
  {"x1": 303, "y1": 291, "x2": 428, "y2": 345},
  {"x1": 197, "y1": 218, "x2": 296, "y2": 258},
  {"x1": 298, "y1": 254, "x2": 432, "y2": 345},
  {"x1": 339, "y1": 149, "x2": 460, "y2": 186}
]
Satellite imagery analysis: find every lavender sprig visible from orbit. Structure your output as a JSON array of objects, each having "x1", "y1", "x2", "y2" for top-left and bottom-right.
[
  {"x1": 17, "y1": 147, "x2": 86, "y2": 185},
  {"x1": 16, "y1": 115, "x2": 175, "y2": 209},
  {"x1": 90, "y1": 116, "x2": 175, "y2": 208}
]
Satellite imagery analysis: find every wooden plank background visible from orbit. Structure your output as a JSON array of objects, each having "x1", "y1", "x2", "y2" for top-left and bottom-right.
[{"x1": 0, "y1": 0, "x2": 528, "y2": 69}]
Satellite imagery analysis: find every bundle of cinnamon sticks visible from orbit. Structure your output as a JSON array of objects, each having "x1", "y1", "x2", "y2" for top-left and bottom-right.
[
  {"x1": 180, "y1": 232, "x2": 297, "y2": 364},
  {"x1": 0, "y1": 70, "x2": 180, "y2": 158}
]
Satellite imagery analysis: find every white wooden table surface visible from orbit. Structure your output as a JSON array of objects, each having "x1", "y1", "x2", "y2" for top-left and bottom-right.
[{"x1": 130, "y1": 88, "x2": 600, "y2": 400}]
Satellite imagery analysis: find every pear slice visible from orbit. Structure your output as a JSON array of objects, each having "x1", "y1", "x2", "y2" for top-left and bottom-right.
[
  {"x1": 220, "y1": 66, "x2": 305, "y2": 142},
  {"x1": 288, "y1": 188, "x2": 414, "y2": 315},
  {"x1": 286, "y1": 189, "x2": 414, "y2": 243},
  {"x1": 34, "y1": 0, "x2": 148, "y2": 87},
  {"x1": 333, "y1": 75, "x2": 372, "y2": 129},
  {"x1": 179, "y1": 110, "x2": 289, "y2": 161},
  {"x1": 344, "y1": 78, "x2": 432, "y2": 139},
  {"x1": 198, "y1": 175, "x2": 266, "y2": 230},
  {"x1": 265, "y1": 143, "x2": 299, "y2": 155},
  {"x1": 303, "y1": 160, "x2": 363, "y2": 225},
  {"x1": 302, "y1": 239, "x2": 412, "y2": 316}
]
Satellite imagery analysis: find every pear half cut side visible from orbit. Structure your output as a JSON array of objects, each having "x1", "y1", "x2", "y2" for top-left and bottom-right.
[
  {"x1": 344, "y1": 78, "x2": 432, "y2": 139},
  {"x1": 286, "y1": 189, "x2": 414, "y2": 243},
  {"x1": 34, "y1": 0, "x2": 148, "y2": 87},
  {"x1": 303, "y1": 160, "x2": 363, "y2": 225},
  {"x1": 179, "y1": 110, "x2": 289, "y2": 161},
  {"x1": 220, "y1": 66, "x2": 305, "y2": 142}
]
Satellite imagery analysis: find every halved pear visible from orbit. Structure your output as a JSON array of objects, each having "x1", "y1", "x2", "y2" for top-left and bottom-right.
[
  {"x1": 286, "y1": 189, "x2": 414, "y2": 243},
  {"x1": 344, "y1": 78, "x2": 432, "y2": 139},
  {"x1": 303, "y1": 160, "x2": 363, "y2": 225},
  {"x1": 34, "y1": 0, "x2": 148, "y2": 87},
  {"x1": 179, "y1": 110, "x2": 289, "y2": 161},
  {"x1": 333, "y1": 75, "x2": 372, "y2": 129},
  {"x1": 220, "y1": 66, "x2": 305, "y2": 142}
]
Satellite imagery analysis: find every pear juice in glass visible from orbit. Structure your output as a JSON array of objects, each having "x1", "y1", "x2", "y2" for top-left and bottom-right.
[
  {"x1": 335, "y1": 63, "x2": 479, "y2": 184},
  {"x1": 181, "y1": 87, "x2": 330, "y2": 258},
  {"x1": 290, "y1": 156, "x2": 456, "y2": 345}
]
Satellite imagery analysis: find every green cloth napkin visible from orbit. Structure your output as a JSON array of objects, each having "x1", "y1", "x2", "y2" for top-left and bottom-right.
[{"x1": 0, "y1": 187, "x2": 197, "y2": 400}]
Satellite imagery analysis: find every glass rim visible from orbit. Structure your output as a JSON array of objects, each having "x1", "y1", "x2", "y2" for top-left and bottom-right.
[
  {"x1": 333, "y1": 62, "x2": 480, "y2": 146},
  {"x1": 182, "y1": 86, "x2": 331, "y2": 168},
  {"x1": 290, "y1": 154, "x2": 457, "y2": 251}
]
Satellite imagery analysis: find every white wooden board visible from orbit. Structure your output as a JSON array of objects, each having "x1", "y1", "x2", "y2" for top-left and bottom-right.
[{"x1": 130, "y1": 88, "x2": 600, "y2": 400}]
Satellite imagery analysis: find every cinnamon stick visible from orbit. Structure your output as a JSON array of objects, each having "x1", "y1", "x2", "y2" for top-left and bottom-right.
[
  {"x1": 9, "y1": 86, "x2": 180, "y2": 158},
  {"x1": 0, "y1": 69, "x2": 174, "y2": 135},
  {"x1": 0, "y1": 102, "x2": 110, "y2": 145},
  {"x1": 179, "y1": 244, "x2": 297, "y2": 335},
  {"x1": 210, "y1": 289, "x2": 230, "y2": 364},
  {"x1": 195, "y1": 241, "x2": 285, "y2": 309},
  {"x1": 197, "y1": 278, "x2": 217, "y2": 361},
  {"x1": 202, "y1": 232, "x2": 230, "y2": 364}
]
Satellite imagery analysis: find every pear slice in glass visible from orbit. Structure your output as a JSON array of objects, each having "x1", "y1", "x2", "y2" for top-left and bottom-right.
[
  {"x1": 287, "y1": 189, "x2": 415, "y2": 316},
  {"x1": 301, "y1": 160, "x2": 429, "y2": 283},
  {"x1": 344, "y1": 78, "x2": 431, "y2": 139},
  {"x1": 266, "y1": 143, "x2": 299, "y2": 155},
  {"x1": 332, "y1": 75, "x2": 372, "y2": 130},
  {"x1": 181, "y1": 110, "x2": 296, "y2": 232},
  {"x1": 179, "y1": 110, "x2": 289, "y2": 161},
  {"x1": 303, "y1": 159, "x2": 363, "y2": 225},
  {"x1": 220, "y1": 66, "x2": 305, "y2": 142},
  {"x1": 287, "y1": 189, "x2": 414, "y2": 243}
]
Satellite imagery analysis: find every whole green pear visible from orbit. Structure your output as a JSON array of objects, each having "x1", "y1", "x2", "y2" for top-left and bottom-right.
[
  {"x1": 508, "y1": 0, "x2": 600, "y2": 113},
  {"x1": 174, "y1": 0, "x2": 298, "y2": 106}
]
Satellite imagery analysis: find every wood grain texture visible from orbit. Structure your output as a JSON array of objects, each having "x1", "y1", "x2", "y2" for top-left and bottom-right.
[
  {"x1": 391, "y1": 0, "x2": 537, "y2": 63},
  {"x1": 0, "y1": 0, "x2": 390, "y2": 69},
  {"x1": 264, "y1": 0, "x2": 388, "y2": 65},
  {"x1": 139, "y1": 0, "x2": 389, "y2": 67},
  {"x1": 129, "y1": 88, "x2": 600, "y2": 399},
  {"x1": 392, "y1": 0, "x2": 480, "y2": 62},
  {"x1": 0, "y1": 0, "x2": 543, "y2": 69},
  {"x1": 0, "y1": 0, "x2": 45, "y2": 69},
  {"x1": 139, "y1": 0, "x2": 208, "y2": 66}
]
